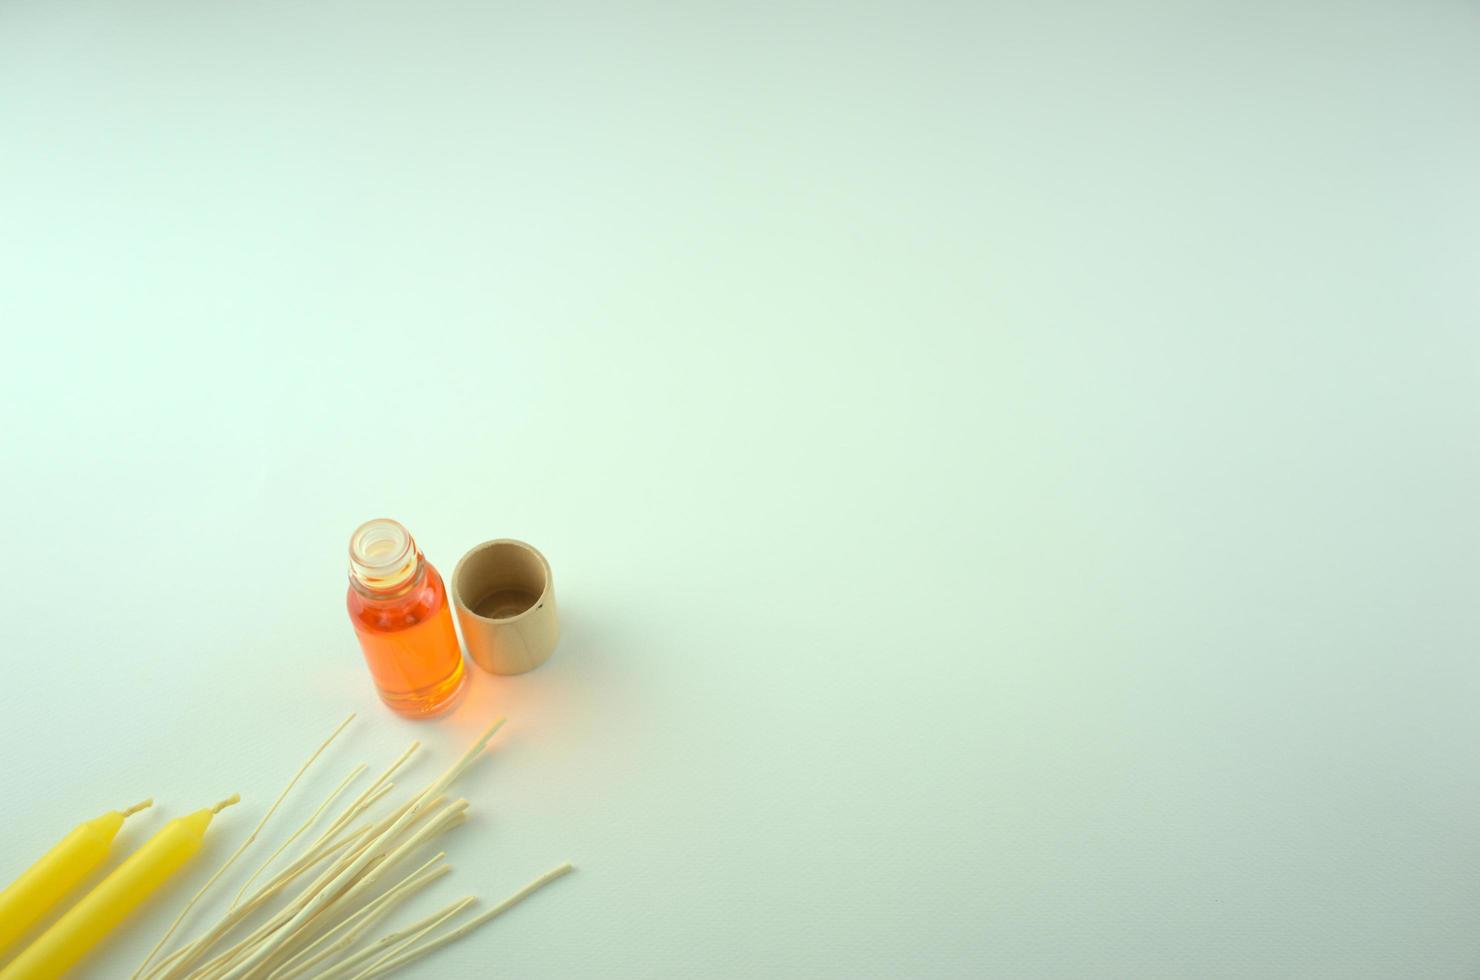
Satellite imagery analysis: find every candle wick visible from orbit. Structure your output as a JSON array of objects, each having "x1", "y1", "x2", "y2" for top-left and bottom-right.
[
  {"x1": 211, "y1": 794, "x2": 242, "y2": 815},
  {"x1": 121, "y1": 799, "x2": 154, "y2": 818}
]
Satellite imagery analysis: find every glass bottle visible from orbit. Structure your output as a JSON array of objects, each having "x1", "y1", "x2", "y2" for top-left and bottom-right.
[{"x1": 346, "y1": 518, "x2": 467, "y2": 718}]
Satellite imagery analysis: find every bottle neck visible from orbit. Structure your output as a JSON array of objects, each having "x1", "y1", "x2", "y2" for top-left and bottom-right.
[
  {"x1": 350, "y1": 553, "x2": 427, "y2": 598},
  {"x1": 349, "y1": 518, "x2": 427, "y2": 598}
]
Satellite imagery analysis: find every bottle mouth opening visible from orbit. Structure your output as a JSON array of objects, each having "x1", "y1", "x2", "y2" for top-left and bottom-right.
[{"x1": 350, "y1": 518, "x2": 418, "y2": 588}]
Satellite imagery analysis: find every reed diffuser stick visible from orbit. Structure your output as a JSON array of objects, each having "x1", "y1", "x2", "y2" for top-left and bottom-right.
[
  {"x1": 233, "y1": 763, "x2": 367, "y2": 909},
  {"x1": 354, "y1": 864, "x2": 575, "y2": 980},
  {"x1": 269, "y1": 854, "x2": 450, "y2": 980},
  {"x1": 133, "y1": 714, "x2": 354, "y2": 980}
]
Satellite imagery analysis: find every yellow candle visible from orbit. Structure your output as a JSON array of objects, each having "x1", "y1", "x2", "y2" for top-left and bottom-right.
[
  {"x1": 0, "y1": 800, "x2": 153, "y2": 958},
  {"x1": 0, "y1": 795, "x2": 239, "y2": 980}
]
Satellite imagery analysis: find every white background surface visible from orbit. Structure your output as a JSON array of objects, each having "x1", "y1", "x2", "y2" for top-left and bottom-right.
[{"x1": 2, "y1": 1, "x2": 1479, "y2": 977}]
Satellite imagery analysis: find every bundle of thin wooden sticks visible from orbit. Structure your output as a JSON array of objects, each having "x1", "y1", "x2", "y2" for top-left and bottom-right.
[{"x1": 133, "y1": 715, "x2": 572, "y2": 980}]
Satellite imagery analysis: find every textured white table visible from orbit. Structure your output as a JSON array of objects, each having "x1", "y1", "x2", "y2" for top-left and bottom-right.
[{"x1": 2, "y1": 1, "x2": 1478, "y2": 976}]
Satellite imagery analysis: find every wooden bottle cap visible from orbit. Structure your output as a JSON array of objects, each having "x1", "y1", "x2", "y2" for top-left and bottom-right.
[{"x1": 451, "y1": 539, "x2": 559, "y2": 675}]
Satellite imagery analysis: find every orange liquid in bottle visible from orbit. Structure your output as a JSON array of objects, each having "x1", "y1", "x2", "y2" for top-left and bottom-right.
[{"x1": 347, "y1": 519, "x2": 467, "y2": 718}]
